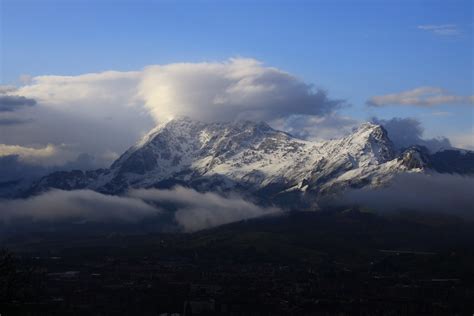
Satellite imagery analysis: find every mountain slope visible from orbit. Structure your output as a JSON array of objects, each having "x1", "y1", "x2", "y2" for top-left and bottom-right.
[{"x1": 27, "y1": 117, "x2": 473, "y2": 205}]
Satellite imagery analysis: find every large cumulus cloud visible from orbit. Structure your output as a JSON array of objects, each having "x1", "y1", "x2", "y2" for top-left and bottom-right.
[{"x1": 139, "y1": 58, "x2": 344, "y2": 122}]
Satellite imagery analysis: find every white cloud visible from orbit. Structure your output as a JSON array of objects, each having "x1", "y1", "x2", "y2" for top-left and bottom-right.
[
  {"x1": 16, "y1": 70, "x2": 142, "y2": 117},
  {"x1": 138, "y1": 58, "x2": 343, "y2": 122},
  {"x1": 367, "y1": 87, "x2": 474, "y2": 107},
  {"x1": 418, "y1": 24, "x2": 460, "y2": 36}
]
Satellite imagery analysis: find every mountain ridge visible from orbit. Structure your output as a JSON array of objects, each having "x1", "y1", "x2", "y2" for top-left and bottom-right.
[{"x1": 24, "y1": 117, "x2": 474, "y2": 206}]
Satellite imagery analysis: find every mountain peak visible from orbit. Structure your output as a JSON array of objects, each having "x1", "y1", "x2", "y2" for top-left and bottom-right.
[
  {"x1": 349, "y1": 122, "x2": 392, "y2": 147},
  {"x1": 139, "y1": 118, "x2": 277, "y2": 149},
  {"x1": 353, "y1": 122, "x2": 388, "y2": 138},
  {"x1": 323, "y1": 122, "x2": 395, "y2": 166}
]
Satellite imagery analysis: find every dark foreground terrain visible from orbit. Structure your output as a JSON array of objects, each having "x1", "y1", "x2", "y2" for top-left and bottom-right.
[{"x1": 1, "y1": 210, "x2": 474, "y2": 315}]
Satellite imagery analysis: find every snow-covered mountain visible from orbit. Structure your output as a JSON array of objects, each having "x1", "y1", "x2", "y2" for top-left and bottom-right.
[{"x1": 26, "y1": 117, "x2": 474, "y2": 206}]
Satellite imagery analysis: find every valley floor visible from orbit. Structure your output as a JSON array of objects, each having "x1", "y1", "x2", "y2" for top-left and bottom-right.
[{"x1": 1, "y1": 210, "x2": 473, "y2": 316}]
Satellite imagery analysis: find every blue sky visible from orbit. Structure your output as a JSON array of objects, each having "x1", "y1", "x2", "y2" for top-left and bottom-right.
[{"x1": 1, "y1": 0, "x2": 473, "y2": 150}]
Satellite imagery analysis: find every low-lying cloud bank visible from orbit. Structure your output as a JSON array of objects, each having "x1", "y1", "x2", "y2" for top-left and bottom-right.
[
  {"x1": 339, "y1": 173, "x2": 474, "y2": 219},
  {"x1": 0, "y1": 189, "x2": 159, "y2": 223},
  {"x1": 1, "y1": 174, "x2": 472, "y2": 231},
  {"x1": 131, "y1": 187, "x2": 282, "y2": 232},
  {"x1": 0, "y1": 186, "x2": 282, "y2": 232}
]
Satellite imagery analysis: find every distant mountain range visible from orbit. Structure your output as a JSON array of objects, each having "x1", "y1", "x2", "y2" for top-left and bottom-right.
[{"x1": 21, "y1": 117, "x2": 474, "y2": 206}]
